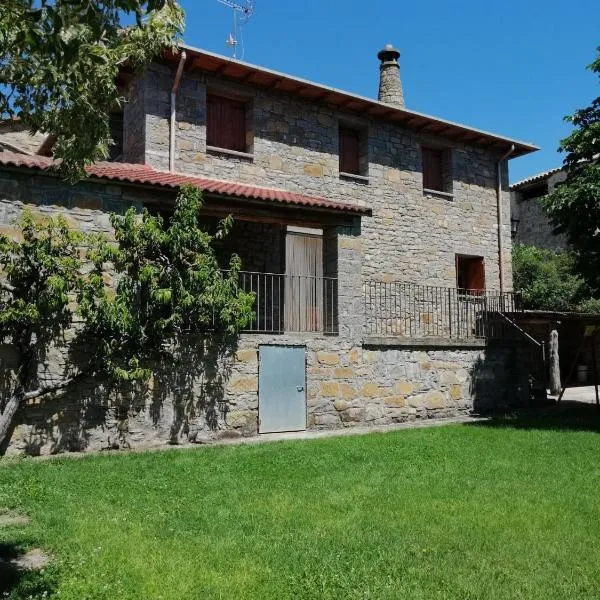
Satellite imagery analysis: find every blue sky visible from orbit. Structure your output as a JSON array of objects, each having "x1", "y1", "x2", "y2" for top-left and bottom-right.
[{"x1": 180, "y1": 0, "x2": 598, "y2": 183}]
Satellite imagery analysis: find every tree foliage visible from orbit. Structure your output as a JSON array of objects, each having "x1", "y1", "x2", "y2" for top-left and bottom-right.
[
  {"x1": 512, "y1": 243, "x2": 600, "y2": 313},
  {"x1": 0, "y1": 186, "x2": 254, "y2": 452},
  {"x1": 0, "y1": 0, "x2": 184, "y2": 178},
  {"x1": 543, "y1": 48, "x2": 600, "y2": 292}
]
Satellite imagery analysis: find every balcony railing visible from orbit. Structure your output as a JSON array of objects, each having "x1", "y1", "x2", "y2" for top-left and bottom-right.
[
  {"x1": 364, "y1": 281, "x2": 521, "y2": 340},
  {"x1": 235, "y1": 271, "x2": 338, "y2": 334}
]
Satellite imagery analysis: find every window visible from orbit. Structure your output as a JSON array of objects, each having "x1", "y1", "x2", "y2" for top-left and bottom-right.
[
  {"x1": 206, "y1": 94, "x2": 247, "y2": 152},
  {"x1": 456, "y1": 255, "x2": 485, "y2": 292},
  {"x1": 422, "y1": 147, "x2": 450, "y2": 194},
  {"x1": 339, "y1": 126, "x2": 361, "y2": 175}
]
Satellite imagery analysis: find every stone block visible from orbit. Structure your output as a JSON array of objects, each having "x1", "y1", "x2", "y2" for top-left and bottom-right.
[
  {"x1": 333, "y1": 399, "x2": 349, "y2": 412},
  {"x1": 394, "y1": 381, "x2": 414, "y2": 395},
  {"x1": 340, "y1": 407, "x2": 365, "y2": 423},
  {"x1": 236, "y1": 349, "x2": 257, "y2": 363},
  {"x1": 339, "y1": 384, "x2": 357, "y2": 399},
  {"x1": 314, "y1": 413, "x2": 340, "y2": 427},
  {"x1": 450, "y1": 385, "x2": 463, "y2": 401},
  {"x1": 320, "y1": 381, "x2": 339, "y2": 397},
  {"x1": 348, "y1": 348, "x2": 361, "y2": 364},
  {"x1": 304, "y1": 163, "x2": 324, "y2": 177},
  {"x1": 317, "y1": 351, "x2": 340, "y2": 365},
  {"x1": 425, "y1": 391, "x2": 445, "y2": 410},
  {"x1": 334, "y1": 367, "x2": 354, "y2": 379},
  {"x1": 361, "y1": 383, "x2": 380, "y2": 398},
  {"x1": 384, "y1": 395, "x2": 406, "y2": 407},
  {"x1": 229, "y1": 377, "x2": 258, "y2": 394}
]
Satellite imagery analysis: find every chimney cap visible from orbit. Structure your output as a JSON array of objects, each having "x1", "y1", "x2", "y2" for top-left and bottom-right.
[{"x1": 378, "y1": 44, "x2": 400, "y2": 62}]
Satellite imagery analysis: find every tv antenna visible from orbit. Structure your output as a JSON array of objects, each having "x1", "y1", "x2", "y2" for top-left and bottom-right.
[{"x1": 216, "y1": 0, "x2": 255, "y2": 60}]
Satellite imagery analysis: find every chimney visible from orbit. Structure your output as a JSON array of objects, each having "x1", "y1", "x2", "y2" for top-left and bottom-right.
[{"x1": 377, "y1": 44, "x2": 404, "y2": 107}]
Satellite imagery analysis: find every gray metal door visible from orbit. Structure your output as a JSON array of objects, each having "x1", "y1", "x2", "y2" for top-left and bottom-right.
[{"x1": 259, "y1": 345, "x2": 306, "y2": 433}]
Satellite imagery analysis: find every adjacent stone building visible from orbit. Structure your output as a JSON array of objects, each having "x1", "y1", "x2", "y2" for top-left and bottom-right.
[
  {"x1": 0, "y1": 43, "x2": 540, "y2": 455},
  {"x1": 510, "y1": 167, "x2": 567, "y2": 250}
]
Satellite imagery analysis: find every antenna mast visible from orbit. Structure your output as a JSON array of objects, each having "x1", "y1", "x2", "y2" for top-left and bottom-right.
[{"x1": 216, "y1": 0, "x2": 255, "y2": 60}]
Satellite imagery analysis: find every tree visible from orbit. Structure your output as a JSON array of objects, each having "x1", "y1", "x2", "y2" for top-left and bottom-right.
[
  {"x1": 543, "y1": 47, "x2": 600, "y2": 292},
  {"x1": 0, "y1": 186, "x2": 255, "y2": 453},
  {"x1": 513, "y1": 244, "x2": 586, "y2": 311},
  {"x1": 0, "y1": 1, "x2": 184, "y2": 179}
]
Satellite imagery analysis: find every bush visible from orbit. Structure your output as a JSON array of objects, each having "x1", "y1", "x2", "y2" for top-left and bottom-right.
[{"x1": 512, "y1": 244, "x2": 600, "y2": 312}]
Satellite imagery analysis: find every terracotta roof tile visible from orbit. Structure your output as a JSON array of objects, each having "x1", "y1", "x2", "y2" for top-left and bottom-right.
[{"x1": 0, "y1": 151, "x2": 370, "y2": 215}]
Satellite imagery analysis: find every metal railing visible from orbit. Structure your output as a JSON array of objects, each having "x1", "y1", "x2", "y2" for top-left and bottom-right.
[
  {"x1": 235, "y1": 271, "x2": 338, "y2": 334},
  {"x1": 364, "y1": 281, "x2": 521, "y2": 340}
]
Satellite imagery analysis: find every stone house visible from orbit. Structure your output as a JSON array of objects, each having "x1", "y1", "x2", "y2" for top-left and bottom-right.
[
  {"x1": 0, "y1": 43, "x2": 540, "y2": 455},
  {"x1": 510, "y1": 167, "x2": 567, "y2": 250}
]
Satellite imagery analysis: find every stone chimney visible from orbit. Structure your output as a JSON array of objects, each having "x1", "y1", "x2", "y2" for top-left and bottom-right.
[{"x1": 377, "y1": 44, "x2": 404, "y2": 107}]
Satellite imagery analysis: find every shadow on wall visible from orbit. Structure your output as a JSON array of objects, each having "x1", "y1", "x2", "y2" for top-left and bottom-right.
[
  {"x1": 469, "y1": 340, "x2": 548, "y2": 415},
  {"x1": 6, "y1": 333, "x2": 240, "y2": 456},
  {"x1": 0, "y1": 542, "x2": 57, "y2": 599}
]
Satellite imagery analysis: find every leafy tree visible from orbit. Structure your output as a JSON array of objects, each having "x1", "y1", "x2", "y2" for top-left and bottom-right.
[
  {"x1": 513, "y1": 244, "x2": 585, "y2": 311},
  {"x1": 0, "y1": 186, "x2": 254, "y2": 452},
  {"x1": 512, "y1": 244, "x2": 600, "y2": 313},
  {"x1": 543, "y1": 48, "x2": 600, "y2": 292},
  {"x1": 0, "y1": 0, "x2": 184, "y2": 178}
]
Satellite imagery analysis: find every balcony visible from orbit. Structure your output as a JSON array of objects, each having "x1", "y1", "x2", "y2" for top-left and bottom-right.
[
  {"x1": 364, "y1": 281, "x2": 521, "y2": 341},
  {"x1": 236, "y1": 271, "x2": 338, "y2": 334}
]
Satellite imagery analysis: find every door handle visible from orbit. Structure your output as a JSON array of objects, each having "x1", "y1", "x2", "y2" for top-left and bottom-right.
[{"x1": 297, "y1": 386, "x2": 304, "y2": 392}]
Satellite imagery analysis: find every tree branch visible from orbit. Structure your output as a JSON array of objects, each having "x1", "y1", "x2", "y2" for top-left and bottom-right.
[{"x1": 23, "y1": 371, "x2": 91, "y2": 401}]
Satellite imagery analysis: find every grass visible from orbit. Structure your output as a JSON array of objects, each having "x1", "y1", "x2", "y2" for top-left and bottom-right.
[{"x1": 2, "y1": 413, "x2": 600, "y2": 599}]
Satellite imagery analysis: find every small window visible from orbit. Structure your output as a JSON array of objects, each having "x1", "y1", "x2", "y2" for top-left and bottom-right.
[
  {"x1": 339, "y1": 127, "x2": 361, "y2": 175},
  {"x1": 456, "y1": 255, "x2": 485, "y2": 292},
  {"x1": 422, "y1": 147, "x2": 450, "y2": 193},
  {"x1": 207, "y1": 94, "x2": 247, "y2": 152}
]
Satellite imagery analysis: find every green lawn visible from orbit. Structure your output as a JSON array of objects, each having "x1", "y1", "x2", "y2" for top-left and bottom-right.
[{"x1": 2, "y1": 414, "x2": 600, "y2": 599}]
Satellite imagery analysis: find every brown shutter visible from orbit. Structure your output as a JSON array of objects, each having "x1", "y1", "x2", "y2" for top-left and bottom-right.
[
  {"x1": 207, "y1": 95, "x2": 246, "y2": 152},
  {"x1": 339, "y1": 127, "x2": 360, "y2": 175},
  {"x1": 466, "y1": 257, "x2": 485, "y2": 291},
  {"x1": 422, "y1": 147, "x2": 443, "y2": 192}
]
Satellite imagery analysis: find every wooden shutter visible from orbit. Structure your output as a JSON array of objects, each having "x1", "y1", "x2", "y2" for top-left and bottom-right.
[
  {"x1": 422, "y1": 147, "x2": 444, "y2": 192},
  {"x1": 285, "y1": 233, "x2": 324, "y2": 332},
  {"x1": 466, "y1": 257, "x2": 485, "y2": 291},
  {"x1": 339, "y1": 127, "x2": 360, "y2": 175},
  {"x1": 456, "y1": 255, "x2": 485, "y2": 291},
  {"x1": 207, "y1": 95, "x2": 246, "y2": 152}
]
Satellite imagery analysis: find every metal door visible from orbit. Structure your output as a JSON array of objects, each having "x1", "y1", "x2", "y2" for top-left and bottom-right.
[{"x1": 259, "y1": 345, "x2": 306, "y2": 433}]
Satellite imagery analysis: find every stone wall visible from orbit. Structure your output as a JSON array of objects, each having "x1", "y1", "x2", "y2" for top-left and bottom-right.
[
  {"x1": 125, "y1": 63, "x2": 513, "y2": 292},
  {"x1": 4, "y1": 334, "x2": 524, "y2": 456},
  {"x1": 510, "y1": 170, "x2": 568, "y2": 251},
  {"x1": 0, "y1": 122, "x2": 48, "y2": 155}
]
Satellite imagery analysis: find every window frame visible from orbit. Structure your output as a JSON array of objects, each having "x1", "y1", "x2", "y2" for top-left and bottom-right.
[
  {"x1": 338, "y1": 122, "x2": 369, "y2": 181},
  {"x1": 455, "y1": 254, "x2": 486, "y2": 294},
  {"x1": 422, "y1": 146, "x2": 453, "y2": 197},
  {"x1": 206, "y1": 93, "x2": 251, "y2": 155}
]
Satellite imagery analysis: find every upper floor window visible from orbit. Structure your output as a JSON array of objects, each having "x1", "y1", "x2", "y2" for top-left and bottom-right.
[
  {"x1": 339, "y1": 125, "x2": 368, "y2": 180},
  {"x1": 207, "y1": 94, "x2": 247, "y2": 153},
  {"x1": 422, "y1": 146, "x2": 452, "y2": 195},
  {"x1": 456, "y1": 254, "x2": 485, "y2": 292}
]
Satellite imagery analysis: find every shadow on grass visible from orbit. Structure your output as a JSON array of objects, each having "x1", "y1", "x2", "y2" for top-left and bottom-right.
[
  {"x1": 0, "y1": 542, "x2": 57, "y2": 599},
  {"x1": 469, "y1": 401, "x2": 600, "y2": 433}
]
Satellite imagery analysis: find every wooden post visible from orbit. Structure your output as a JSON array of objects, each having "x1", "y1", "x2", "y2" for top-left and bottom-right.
[
  {"x1": 549, "y1": 329, "x2": 561, "y2": 396},
  {"x1": 592, "y1": 333, "x2": 600, "y2": 408}
]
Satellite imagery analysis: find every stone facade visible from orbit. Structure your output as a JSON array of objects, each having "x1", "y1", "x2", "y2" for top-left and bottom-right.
[
  {"x1": 0, "y1": 122, "x2": 47, "y2": 155},
  {"x1": 0, "y1": 49, "x2": 534, "y2": 455},
  {"x1": 126, "y1": 62, "x2": 513, "y2": 290},
  {"x1": 510, "y1": 169, "x2": 568, "y2": 251}
]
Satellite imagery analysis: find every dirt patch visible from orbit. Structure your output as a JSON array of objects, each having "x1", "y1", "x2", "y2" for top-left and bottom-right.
[
  {"x1": 0, "y1": 511, "x2": 30, "y2": 528},
  {"x1": 10, "y1": 548, "x2": 51, "y2": 571}
]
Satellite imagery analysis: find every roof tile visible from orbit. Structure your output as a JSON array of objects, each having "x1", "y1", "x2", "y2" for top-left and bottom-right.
[{"x1": 0, "y1": 151, "x2": 370, "y2": 215}]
